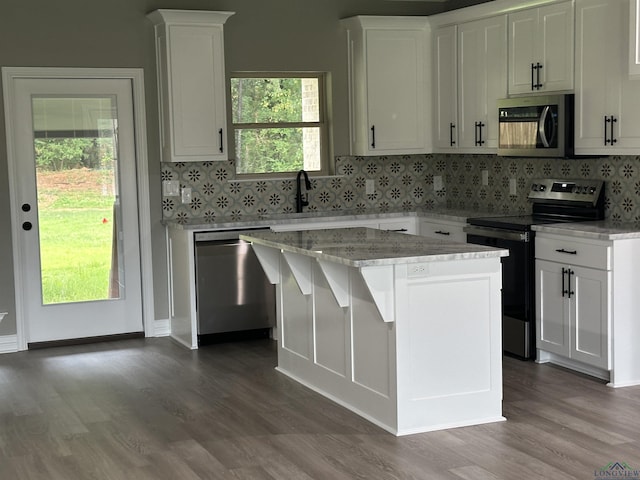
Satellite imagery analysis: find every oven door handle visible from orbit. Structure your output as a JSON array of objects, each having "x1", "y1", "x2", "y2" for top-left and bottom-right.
[{"x1": 464, "y1": 226, "x2": 530, "y2": 242}]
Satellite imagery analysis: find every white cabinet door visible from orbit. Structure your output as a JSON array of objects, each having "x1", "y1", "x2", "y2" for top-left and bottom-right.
[
  {"x1": 457, "y1": 15, "x2": 507, "y2": 151},
  {"x1": 536, "y1": 259, "x2": 610, "y2": 370},
  {"x1": 571, "y1": 265, "x2": 610, "y2": 369},
  {"x1": 508, "y1": 2, "x2": 574, "y2": 95},
  {"x1": 536, "y1": 259, "x2": 571, "y2": 357},
  {"x1": 149, "y1": 10, "x2": 232, "y2": 162},
  {"x1": 343, "y1": 17, "x2": 429, "y2": 156},
  {"x1": 575, "y1": 0, "x2": 640, "y2": 154},
  {"x1": 433, "y1": 26, "x2": 458, "y2": 150}
]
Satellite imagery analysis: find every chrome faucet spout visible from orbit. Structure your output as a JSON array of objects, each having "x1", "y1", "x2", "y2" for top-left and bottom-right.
[{"x1": 295, "y1": 169, "x2": 312, "y2": 213}]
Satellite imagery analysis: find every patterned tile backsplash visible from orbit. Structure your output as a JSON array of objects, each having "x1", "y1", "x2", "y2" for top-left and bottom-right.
[{"x1": 161, "y1": 154, "x2": 640, "y2": 224}]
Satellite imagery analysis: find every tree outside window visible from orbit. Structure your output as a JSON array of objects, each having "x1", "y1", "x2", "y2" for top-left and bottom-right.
[{"x1": 230, "y1": 74, "x2": 327, "y2": 176}]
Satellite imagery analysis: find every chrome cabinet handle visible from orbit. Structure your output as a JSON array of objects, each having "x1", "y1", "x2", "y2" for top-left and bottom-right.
[
  {"x1": 556, "y1": 248, "x2": 577, "y2": 255},
  {"x1": 450, "y1": 123, "x2": 456, "y2": 146},
  {"x1": 219, "y1": 128, "x2": 224, "y2": 153},
  {"x1": 371, "y1": 125, "x2": 376, "y2": 149},
  {"x1": 434, "y1": 230, "x2": 450, "y2": 236}
]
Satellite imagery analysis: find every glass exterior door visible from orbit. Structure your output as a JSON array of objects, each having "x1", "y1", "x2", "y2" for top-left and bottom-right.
[{"x1": 10, "y1": 78, "x2": 142, "y2": 344}]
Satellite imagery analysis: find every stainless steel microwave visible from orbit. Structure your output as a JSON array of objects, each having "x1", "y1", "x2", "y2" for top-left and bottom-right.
[{"x1": 497, "y1": 94, "x2": 574, "y2": 157}]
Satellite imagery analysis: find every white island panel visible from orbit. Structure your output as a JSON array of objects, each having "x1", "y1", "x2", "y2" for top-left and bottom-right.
[{"x1": 243, "y1": 228, "x2": 507, "y2": 435}]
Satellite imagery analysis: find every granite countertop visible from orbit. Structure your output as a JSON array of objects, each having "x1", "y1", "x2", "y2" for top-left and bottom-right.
[
  {"x1": 532, "y1": 220, "x2": 640, "y2": 241},
  {"x1": 164, "y1": 207, "x2": 502, "y2": 231},
  {"x1": 240, "y1": 227, "x2": 509, "y2": 267}
]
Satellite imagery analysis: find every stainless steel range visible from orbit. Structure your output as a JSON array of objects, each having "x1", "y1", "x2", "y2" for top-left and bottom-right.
[{"x1": 465, "y1": 179, "x2": 605, "y2": 359}]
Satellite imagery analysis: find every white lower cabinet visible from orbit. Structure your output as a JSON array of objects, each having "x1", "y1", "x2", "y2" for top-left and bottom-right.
[
  {"x1": 535, "y1": 231, "x2": 640, "y2": 387},
  {"x1": 536, "y1": 259, "x2": 610, "y2": 370}
]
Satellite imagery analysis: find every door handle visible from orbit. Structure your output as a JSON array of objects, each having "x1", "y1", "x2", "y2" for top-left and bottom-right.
[
  {"x1": 434, "y1": 230, "x2": 450, "y2": 236},
  {"x1": 450, "y1": 123, "x2": 456, "y2": 146},
  {"x1": 605, "y1": 116, "x2": 617, "y2": 145},
  {"x1": 531, "y1": 63, "x2": 535, "y2": 90},
  {"x1": 562, "y1": 267, "x2": 567, "y2": 297},
  {"x1": 370, "y1": 125, "x2": 376, "y2": 149},
  {"x1": 219, "y1": 128, "x2": 224, "y2": 153},
  {"x1": 531, "y1": 63, "x2": 543, "y2": 90},
  {"x1": 475, "y1": 122, "x2": 485, "y2": 146},
  {"x1": 567, "y1": 268, "x2": 575, "y2": 299}
]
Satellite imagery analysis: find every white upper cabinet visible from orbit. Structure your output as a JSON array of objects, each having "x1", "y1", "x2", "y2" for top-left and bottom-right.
[
  {"x1": 432, "y1": 16, "x2": 506, "y2": 153},
  {"x1": 457, "y1": 15, "x2": 507, "y2": 151},
  {"x1": 508, "y1": 2, "x2": 574, "y2": 94},
  {"x1": 575, "y1": 0, "x2": 640, "y2": 154},
  {"x1": 148, "y1": 10, "x2": 234, "y2": 163},
  {"x1": 342, "y1": 16, "x2": 430, "y2": 156},
  {"x1": 432, "y1": 25, "x2": 458, "y2": 150},
  {"x1": 631, "y1": 0, "x2": 640, "y2": 77}
]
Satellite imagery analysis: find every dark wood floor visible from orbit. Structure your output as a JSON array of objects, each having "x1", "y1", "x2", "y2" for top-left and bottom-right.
[{"x1": 1, "y1": 337, "x2": 639, "y2": 479}]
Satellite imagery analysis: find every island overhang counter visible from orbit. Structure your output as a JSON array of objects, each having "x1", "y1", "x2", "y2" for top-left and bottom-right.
[{"x1": 240, "y1": 227, "x2": 509, "y2": 436}]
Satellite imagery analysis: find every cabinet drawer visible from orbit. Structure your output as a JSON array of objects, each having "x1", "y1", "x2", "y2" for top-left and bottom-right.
[
  {"x1": 536, "y1": 236, "x2": 611, "y2": 270},
  {"x1": 419, "y1": 220, "x2": 466, "y2": 243}
]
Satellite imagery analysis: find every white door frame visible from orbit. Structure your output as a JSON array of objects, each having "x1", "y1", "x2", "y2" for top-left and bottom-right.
[{"x1": 2, "y1": 67, "x2": 155, "y2": 351}]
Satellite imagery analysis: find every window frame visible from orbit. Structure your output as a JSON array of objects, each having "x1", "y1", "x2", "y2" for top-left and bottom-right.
[{"x1": 229, "y1": 72, "x2": 330, "y2": 179}]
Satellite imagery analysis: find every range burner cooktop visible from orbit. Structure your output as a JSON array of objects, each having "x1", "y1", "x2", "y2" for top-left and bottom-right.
[{"x1": 468, "y1": 178, "x2": 605, "y2": 231}]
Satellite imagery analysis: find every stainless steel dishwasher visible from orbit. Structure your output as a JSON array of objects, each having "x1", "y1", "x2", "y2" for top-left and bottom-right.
[{"x1": 194, "y1": 228, "x2": 275, "y2": 343}]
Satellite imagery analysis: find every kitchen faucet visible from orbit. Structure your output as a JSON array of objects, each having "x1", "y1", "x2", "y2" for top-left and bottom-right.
[{"x1": 295, "y1": 169, "x2": 312, "y2": 213}]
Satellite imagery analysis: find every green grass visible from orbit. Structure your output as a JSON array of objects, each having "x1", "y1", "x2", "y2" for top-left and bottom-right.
[{"x1": 38, "y1": 171, "x2": 116, "y2": 304}]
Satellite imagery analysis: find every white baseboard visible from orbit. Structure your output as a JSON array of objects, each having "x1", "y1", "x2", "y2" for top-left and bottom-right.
[
  {"x1": 152, "y1": 318, "x2": 171, "y2": 337},
  {"x1": 0, "y1": 335, "x2": 18, "y2": 354}
]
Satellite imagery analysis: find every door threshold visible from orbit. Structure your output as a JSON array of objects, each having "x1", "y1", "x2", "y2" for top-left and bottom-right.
[{"x1": 28, "y1": 332, "x2": 144, "y2": 350}]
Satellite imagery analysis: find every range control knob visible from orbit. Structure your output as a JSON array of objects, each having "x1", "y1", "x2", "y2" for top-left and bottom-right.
[
  {"x1": 531, "y1": 183, "x2": 538, "y2": 191},
  {"x1": 538, "y1": 184, "x2": 546, "y2": 192},
  {"x1": 589, "y1": 186, "x2": 597, "y2": 194}
]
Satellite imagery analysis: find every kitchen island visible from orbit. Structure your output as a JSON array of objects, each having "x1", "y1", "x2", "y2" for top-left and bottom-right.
[{"x1": 241, "y1": 227, "x2": 509, "y2": 436}]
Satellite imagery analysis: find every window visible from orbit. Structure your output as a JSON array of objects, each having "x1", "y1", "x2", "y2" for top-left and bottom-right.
[{"x1": 230, "y1": 73, "x2": 327, "y2": 176}]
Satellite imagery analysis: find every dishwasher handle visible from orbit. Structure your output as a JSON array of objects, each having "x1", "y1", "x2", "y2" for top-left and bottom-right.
[{"x1": 194, "y1": 227, "x2": 270, "y2": 242}]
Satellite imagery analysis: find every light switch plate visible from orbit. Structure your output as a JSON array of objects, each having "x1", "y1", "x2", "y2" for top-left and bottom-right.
[
  {"x1": 163, "y1": 180, "x2": 180, "y2": 196},
  {"x1": 433, "y1": 175, "x2": 443, "y2": 191},
  {"x1": 365, "y1": 179, "x2": 375, "y2": 195},
  {"x1": 181, "y1": 187, "x2": 192, "y2": 204}
]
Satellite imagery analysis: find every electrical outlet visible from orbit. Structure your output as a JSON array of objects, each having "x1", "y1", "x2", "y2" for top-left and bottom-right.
[
  {"x1": 365, "y1": 179, "x2": 375, "y2": 195},
  {"x1": 163, "y1": 180, "x2": 180, "y2": 196},
  {"x1": 509, "y1": 178, "x2": 517, "y2": 196},
  {"x1": 433, "y1": 175, "x2": 443, "y2": 191},
  {"x1": 181, "y1": 187, "x2": 192, "y2": 204},
  {"x1": 482, "y1": 170, "x2": 489, "y2": 186}
]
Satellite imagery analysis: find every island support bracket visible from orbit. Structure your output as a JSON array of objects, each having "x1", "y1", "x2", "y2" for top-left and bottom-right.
[
  {"x1": 251, "y1": 244, "x2": 281, "y2": 284},
  {"x1": 317, "y1": 260, "x2": 350, "y2": 308},
  {"x1": 282, "y1": 251, "x2": 313, "y2": 295},
  {"x1": 359, "y1": 265, "x2": 395, "y2": 323}
]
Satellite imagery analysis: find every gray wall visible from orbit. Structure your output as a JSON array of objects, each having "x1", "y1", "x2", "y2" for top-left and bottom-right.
[{"x1": 0, "y1": 0, "x2": 486, "y2": 336}]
